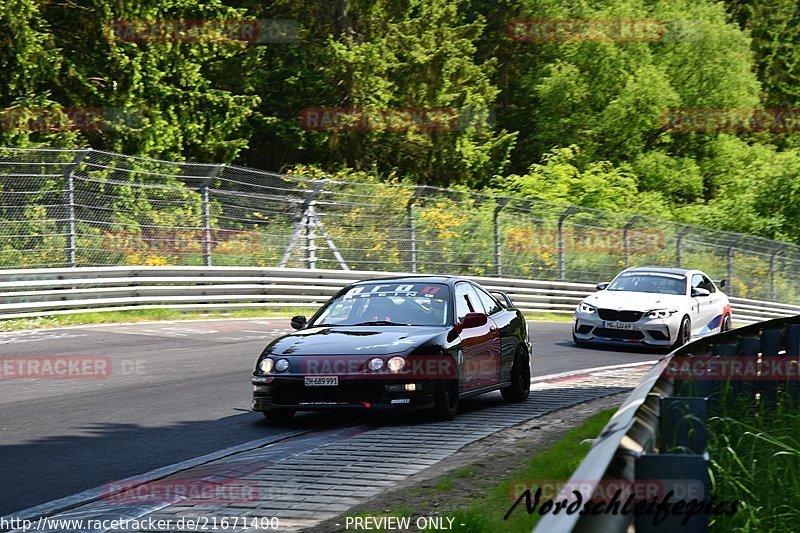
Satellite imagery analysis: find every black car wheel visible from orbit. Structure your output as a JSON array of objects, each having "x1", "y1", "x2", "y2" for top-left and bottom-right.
[
  {"x1": 671, "y1": 316, "x2": 691, "y2": 350},
  {"x1": 721, "y1": 313, "x2": 732, "y2": 332},
  {"x1": 262, "y1": 409, "x2": 295, "y2": 423},
  {"x1": 501, "y1": 346, "x2": 531, "y2": 403},
  {"x1": 433, "y1": 380, "x2": 459, "y2": 421}
]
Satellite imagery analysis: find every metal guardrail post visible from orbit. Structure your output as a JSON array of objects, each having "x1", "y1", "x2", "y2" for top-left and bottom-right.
[
  {"x1": 63, "y1": 150, "x2": 90, "y2": 268},
  {"x1": 634, "y1": 454, "x2": 709, "y2": 532},
  {"x1": 557, "y1": 207, "x2": 576, "y2": 281},
  {"x1": 200, "y1": 165, "x2": 224, "y2": 268},
  {"x1": 736, "y1": 336, "x2": 760, "y2": 400},
  {"x1": 787, "y1": 324, "x2": 800, "y2": 399},
  {"x1": 493, "y1": 198, "x2": 509, "y2": 277},
  {"x1": 659, "y1": 397, "x2": 708, "y2": 453},
  {"x1": 761, "y1": 328, "x2": 782, "y2": 408},
  {"x1": 623, "y1": 215, "x2": 641, "y2": 268}
]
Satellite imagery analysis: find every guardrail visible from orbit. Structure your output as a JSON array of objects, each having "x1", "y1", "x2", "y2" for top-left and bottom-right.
[
  {"x1": 533, "y1": 313, "x2": 800, "y2": 532},
  {"x1": 0, "y1": 266, "x2": 798, "y2": 323}
]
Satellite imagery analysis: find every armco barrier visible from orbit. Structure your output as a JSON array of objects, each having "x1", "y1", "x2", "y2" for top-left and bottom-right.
[
  {"x1": 533, "y1": 314, "x2": 800, "y2": 533},
  {"x1": 0, "y1": 266, "x2": 798, "y2": 322}
]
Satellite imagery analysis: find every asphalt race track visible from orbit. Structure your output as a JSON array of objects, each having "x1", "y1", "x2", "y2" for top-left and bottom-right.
[{"x1": 0, "y1": 318, "x2": 658, "y2": 516}]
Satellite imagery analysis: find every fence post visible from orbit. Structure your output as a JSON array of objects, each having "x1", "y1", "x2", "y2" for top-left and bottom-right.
[
  {"x1": 726, "y1": 234, "x2": 744, "y2": 296},
  {"x1": 306, "y1": 201, "x2": 317, "y2": 269},
  {"x1": 200, "y1": 165, "x2": 224, "y2": 267},
  {"x1": 557, "y1": 207, "x2": 576, "y2": 281},
  {"x1": 623, "y1": 215, "x2": 641, "y2": 268},
  {"x1": 407, "y1": 190, "x2": 420, "y2": 273},
  {"x1": 676, "y1": 226, "x2": 691, "y2": 267},
  {"x1": 493, "y1": 198, "x2": 509, "y2": 277},
  {"x1": 769, "y1": 244, "x2": 786, "y2": 301},
  {"x1": 63, "y1": 149, "x2": 90, "y2": 267}
]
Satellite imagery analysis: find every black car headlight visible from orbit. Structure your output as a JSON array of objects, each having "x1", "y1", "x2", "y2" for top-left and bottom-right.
[{"x1": 275, "y1": 358, "x2": 290, "y2": 372}]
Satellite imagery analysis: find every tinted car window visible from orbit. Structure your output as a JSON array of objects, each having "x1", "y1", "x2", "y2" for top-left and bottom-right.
[
  {"x1": 473, "y1": 285, "x2": 502, "y2": 315},
  {"x1": 608, "y1": 273, "x2": 686, "y2": 295},
  {"x1": 454, "y1": 282, "x2": 482, "y2": 321},
  {"x1": 692, "y1": 274, "x2": 716, "y2": 293},
  {"x1": 310, "y1": 282, "x2": 450, "y2": 326}
]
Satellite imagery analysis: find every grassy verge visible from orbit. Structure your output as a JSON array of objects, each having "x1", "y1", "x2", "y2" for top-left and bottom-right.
[
  {"x1": 0, "y1": 308, "x2": 571, "y2": 332},
  {"x1": 344, "y1": 408, "x2": 615, "y2": 533},
  {"x1": 709, "y1": 395, "x2": 800, "y2": 530}
]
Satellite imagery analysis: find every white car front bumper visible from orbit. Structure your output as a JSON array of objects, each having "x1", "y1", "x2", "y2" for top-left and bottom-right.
[{"x1": 573, "y1": 309, "x2": 680, "y2": 346}]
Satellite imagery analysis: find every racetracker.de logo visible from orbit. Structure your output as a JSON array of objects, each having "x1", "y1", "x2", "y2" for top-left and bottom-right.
[
  {"x1": 508, "y1": 478, "x2": 704, "y2": 503},
  {"x1": 509, "y1": 18, "x2": 665, "y2": 42},
  {"x1": 298, "y1": 354, "x2": 458, "y2": 380},
  {"x1": 663, "y1": 355, "x2": 800, "y2": 381},
  {"x1": 298, "y1": 107, "x2": 494, "y2": 132},
  {"x1": 0, "y1": 107, "x2": 141, "y2": 132},
  {"x1": 661, "y1": 108, "x2": 800, "y2": 133},
  {"x1": 105, "y1": 480, "x2": 257, "y2": 504},
  {"x1": 0, "y1": 356, "x2": 112, "y2": 379},
  {"x1": 104, "y1": 19, "x2": 298, "y2": 43}
]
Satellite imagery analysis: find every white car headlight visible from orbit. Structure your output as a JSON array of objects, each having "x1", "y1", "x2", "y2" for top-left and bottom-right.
[
  {"x1": 274, "y1": 358, "x2": 290, "y2": 372},
  {"x1": 368, "y1": 357, "x2": 384, "y2": 371},
  {"x1": 645, "y1": 309, "x2": 677, "y2": 319},
  {"x1": 578, "y1": 302, "x2": 596, "y2": 314},
  {"x1": 387, "y1": 356, "x2": 406, "y2": 373},
  {"x1": 259, "y1": 358, "x2": 274, "y2": 373}
]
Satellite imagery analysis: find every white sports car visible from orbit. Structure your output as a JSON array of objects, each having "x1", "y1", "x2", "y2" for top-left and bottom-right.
[{"x1": 573, "y1": 267, "x2": 732, "y2": 350}]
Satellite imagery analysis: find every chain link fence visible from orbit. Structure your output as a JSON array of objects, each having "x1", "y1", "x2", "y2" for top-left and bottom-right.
[{"x1": 2, "y1": 146, "x2": 799, "y2": 303}]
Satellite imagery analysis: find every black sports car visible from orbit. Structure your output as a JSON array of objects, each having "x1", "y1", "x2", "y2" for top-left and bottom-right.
[{"x1": 252, "y1": 276, "x2": 531, "y2": 422}]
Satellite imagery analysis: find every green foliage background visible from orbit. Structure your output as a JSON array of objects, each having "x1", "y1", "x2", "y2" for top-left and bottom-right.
[{"x1": 2, "y1": 0, "x2": 800, "y2": 244}]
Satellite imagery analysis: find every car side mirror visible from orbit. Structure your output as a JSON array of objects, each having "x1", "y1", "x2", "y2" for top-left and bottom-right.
[
  {"x1": 596, "y1": 282, "x2": 609, "y2": 290},
  {"x1": 290, "y1": 315, "x2": 307, "y2": 329},
  {"x1": 717, "y1": 279, "x2": 727, "y2": 288},
  {"x1": 461, "y1": 312, "x2": 488, "y2": 330},
  {"x1": 691, "y1": 288, "x2": 710, "y2": 298}
]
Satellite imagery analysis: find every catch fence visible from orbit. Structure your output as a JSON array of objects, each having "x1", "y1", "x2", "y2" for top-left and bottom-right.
[{"x1": 1, "y1": 147, "x2": 799, "y2": 303}]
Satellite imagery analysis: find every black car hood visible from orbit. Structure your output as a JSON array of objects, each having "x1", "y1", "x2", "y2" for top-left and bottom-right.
[{"x1": 264, "y1": 325, "x2": 447, "y2": 356}]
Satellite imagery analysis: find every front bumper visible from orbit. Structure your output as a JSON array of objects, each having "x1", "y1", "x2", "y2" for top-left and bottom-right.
[
  {"x1": 252, "y1": 375, "x2": 437, "y2": 412},
  {"x1": 573, "y1": 312, "x2": 677, "y2": 346}
]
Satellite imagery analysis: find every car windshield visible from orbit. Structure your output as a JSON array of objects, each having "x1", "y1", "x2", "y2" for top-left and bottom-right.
[
  {"x1": 309, "y1": 282, "x2": 451, "y2": 327},
  {"x1": 606, "y1": 273, "x2": 686, "y2": 295}
]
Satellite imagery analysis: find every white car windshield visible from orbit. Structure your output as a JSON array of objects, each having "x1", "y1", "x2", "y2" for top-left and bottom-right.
[
  {"x1": 606, "y1": 273, "x2": 686, "y2": 295},
  {"x1": 310, "y1": 282, "x2": 451, "y2": 327}
]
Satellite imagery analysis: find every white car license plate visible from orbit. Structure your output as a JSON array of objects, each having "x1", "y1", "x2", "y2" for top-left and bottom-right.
[
  {"x1": 605, "y1": 321, "x2": 634, "y2": 330},
  {"x1": 304, "y1": 376, "x2": 338, "y2": 387}
]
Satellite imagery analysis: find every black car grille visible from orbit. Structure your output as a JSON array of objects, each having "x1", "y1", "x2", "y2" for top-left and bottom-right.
[
  {"x1": 271, "y1": 382, "x2": 383, "y2": 406},
  {"x1": 593, "y1": 328, "x2": 645, "y2": 340},
  {"x1": 597, "y1": 309, "x2": 643, "y2": 322}
]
